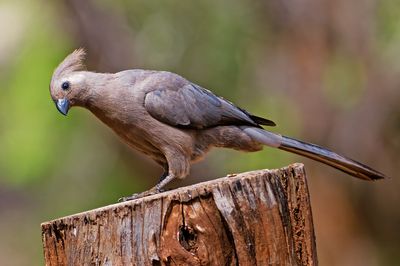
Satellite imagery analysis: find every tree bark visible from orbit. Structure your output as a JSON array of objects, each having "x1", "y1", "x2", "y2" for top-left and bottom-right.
[{"x1": 41, "y1": 163, "x2": 317, "y2": 266}]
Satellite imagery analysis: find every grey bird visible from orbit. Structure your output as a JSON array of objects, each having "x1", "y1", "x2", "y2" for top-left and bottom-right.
[{"x1": 50, "y1": 49, "x2": 386, "y2": 201}]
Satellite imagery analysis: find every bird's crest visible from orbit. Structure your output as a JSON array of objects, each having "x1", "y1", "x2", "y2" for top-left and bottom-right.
[{"x1": 53, "y1": 48, "x2": 86, "y2": 78}]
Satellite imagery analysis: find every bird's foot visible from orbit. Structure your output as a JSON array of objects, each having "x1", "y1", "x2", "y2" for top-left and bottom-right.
[
  {"x1": 118, "y1": 190, "x2": 156, "y2": 202},
  {"x1": 118, "y1": 187, "x2": 166, "y2": 202},
  {"x1": 118, "y1": 173, "x2": 175, "y2": 202}
]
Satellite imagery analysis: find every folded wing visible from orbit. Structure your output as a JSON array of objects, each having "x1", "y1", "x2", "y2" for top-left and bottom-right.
[{"x1": 144, "y1": 83, "x2": 275, "y2": 129}]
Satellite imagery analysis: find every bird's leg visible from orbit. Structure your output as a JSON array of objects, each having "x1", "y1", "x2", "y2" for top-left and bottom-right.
[
  {"x1": 158, "y1": 168, "x2": 169, "y2": 183},
  {"x1": 118, "y1": 173, "x2": 175, "y2": 202},
  {"x1": 155, "y1": 173, "x2": 175, "y2": 192}
]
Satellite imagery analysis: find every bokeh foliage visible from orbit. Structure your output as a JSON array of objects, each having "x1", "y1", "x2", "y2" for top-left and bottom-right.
[{"x1": 0, "y1": 0, "x2": 399, "y2": 265}]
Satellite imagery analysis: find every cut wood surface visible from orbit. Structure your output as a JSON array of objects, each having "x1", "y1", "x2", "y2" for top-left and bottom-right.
[{"x1": 41, "y1": 163, "x2": 317, "y2": 266}]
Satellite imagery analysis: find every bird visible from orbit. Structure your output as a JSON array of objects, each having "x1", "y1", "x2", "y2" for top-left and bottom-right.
[{"x1": 49, "y1": 49, "x2": 386, "y2": 201}]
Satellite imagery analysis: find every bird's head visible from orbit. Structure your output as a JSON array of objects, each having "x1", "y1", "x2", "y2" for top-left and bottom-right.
[{"x1": 50, "y1": 48, "x2": 87, "y2": 116}]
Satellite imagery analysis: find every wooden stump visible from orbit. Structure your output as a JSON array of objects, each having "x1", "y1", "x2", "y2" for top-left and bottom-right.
[{"x1": 41, "y1": 163, "x2": 317, "y2": 266}]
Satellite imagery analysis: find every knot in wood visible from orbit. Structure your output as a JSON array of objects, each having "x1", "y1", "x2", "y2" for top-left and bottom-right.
[{"x1": 179, "y1": 225, "x2": 198, "y2": 252}]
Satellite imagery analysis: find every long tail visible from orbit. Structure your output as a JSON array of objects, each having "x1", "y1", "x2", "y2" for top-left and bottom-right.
[{"x1": 243, "y1": 128, "x2": 386, "y2": 180}]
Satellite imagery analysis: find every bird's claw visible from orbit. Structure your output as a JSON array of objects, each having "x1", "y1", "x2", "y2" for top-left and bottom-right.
[
  {"x1": 118, "y1": 195, "x2": 138, "y2": 202},
  {"x1": 118, "y1": 192, "x2": 152, "y2": 202},
  {"x1": 118, "y1": 187, "x2": 166, "y2": 202}
]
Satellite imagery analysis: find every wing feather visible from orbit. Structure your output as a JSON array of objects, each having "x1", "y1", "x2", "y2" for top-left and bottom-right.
[{"x1": 144, "y1": 83, "x2": 275, "y2": 129}]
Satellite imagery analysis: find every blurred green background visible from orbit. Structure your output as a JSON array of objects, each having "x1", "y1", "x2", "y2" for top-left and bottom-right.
[{"x1": 0, "y1": 0, "x2": 399, "y2": 265}]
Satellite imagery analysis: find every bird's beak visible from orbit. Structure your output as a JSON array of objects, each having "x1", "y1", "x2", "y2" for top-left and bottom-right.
[{"x1": 56, "y1": 98, "x2": 70, "y2": 116}]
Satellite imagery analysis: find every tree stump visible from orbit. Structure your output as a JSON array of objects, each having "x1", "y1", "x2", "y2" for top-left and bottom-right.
[{"x1": 41, "y1": 163, "x2": 317, "y2": 265}]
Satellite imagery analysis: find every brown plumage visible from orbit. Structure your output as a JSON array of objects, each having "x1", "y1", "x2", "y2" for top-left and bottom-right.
[{"x1": 49, "y1": 49, "x2": 386, "y2": 201}]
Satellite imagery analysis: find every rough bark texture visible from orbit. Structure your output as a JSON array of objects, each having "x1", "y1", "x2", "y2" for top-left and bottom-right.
[{"x1": 41, "y1": 163, "x2": 317, "y2": 266}]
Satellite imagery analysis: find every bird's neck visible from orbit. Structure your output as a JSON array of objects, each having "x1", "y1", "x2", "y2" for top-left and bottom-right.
[
  {"x1": 75, "y1": 71, "x2": 114, "y2": 108},
  {"x1": 78, "y1": 71, "x2": 127, "y2": 126},
  {"x1": 77, "y1": 69, "x2": 151, "y2": 127}
]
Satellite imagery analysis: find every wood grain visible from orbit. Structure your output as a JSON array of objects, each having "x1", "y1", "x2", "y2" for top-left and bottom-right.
[{"x1": 42, "y1": 163, "x2": 317, "y2": 265}]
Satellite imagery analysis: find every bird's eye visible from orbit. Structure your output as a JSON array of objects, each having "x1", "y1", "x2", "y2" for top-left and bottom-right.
[{"x1": 61, "y1": 81, "x2": 70, "y2": 90}]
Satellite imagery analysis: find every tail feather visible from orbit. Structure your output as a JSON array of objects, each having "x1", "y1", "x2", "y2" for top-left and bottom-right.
[{"x1": 279, "y1": 136, "x2": 386, "y2": 181}]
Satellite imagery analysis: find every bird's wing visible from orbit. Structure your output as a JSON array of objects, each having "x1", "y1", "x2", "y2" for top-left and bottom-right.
[{"x1": 144, "y1": 83, "x2": 275, "y2": 129}]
